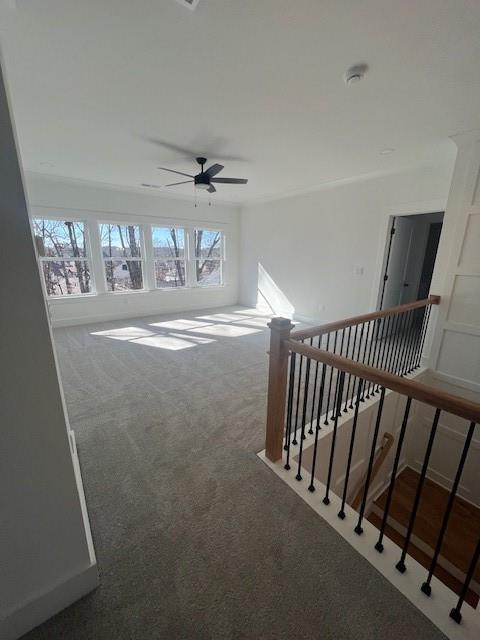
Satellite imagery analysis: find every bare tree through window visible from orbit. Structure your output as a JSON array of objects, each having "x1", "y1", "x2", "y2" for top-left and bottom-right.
[
  {"x1": 152, "y1": 227, "x2": 186, "y2": 288},
  {"x1": 195, "y1": 229, "x2": 223, "y2": 286},
  {"x1": 33, "y1": 218, "x2": 92, "y2": 296}
]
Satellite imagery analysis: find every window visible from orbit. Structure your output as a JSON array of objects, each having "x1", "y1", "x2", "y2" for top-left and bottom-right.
[
  {"x1": 152, "y1": 227, "x2": 186, "y2": 288},
  {"x1": 33, "y1": 218, "x2": 93, "y2": 297},
  {"x1": 194, "y1": 229, "x2": 224, "y2": 286},
  {"x1": 99, "y1": 223, "x2": 144, "y2": 292}
]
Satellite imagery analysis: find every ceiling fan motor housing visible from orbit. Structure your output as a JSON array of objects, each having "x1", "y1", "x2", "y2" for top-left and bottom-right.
[{"x1": 195, "y1": 157, "x2": 211, "y2": 188}]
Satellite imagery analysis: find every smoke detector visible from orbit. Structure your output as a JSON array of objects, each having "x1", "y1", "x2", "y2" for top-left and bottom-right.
[
  {"x1": 175, "y1": 0, "x2": 201, "y2": 10},
  {"x1": 344, "y1": 63, "x2": 368, "y2": 85}
]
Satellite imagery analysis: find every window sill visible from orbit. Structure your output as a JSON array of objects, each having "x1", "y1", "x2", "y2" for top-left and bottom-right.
[
  {"x1": 47, "y1": 293, "x2": 97, "y2": 303},
  {"x1": 47, "y1": 284, "x2": 228, "y2": 302}
]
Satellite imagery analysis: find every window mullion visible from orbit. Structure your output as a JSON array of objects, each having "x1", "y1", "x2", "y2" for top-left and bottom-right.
[
  {"x1": 142, "y1": 225, "x2": 155, "y2": 291},
  {"x1": 187, "y1": 227, "x2": 196, "y2": 287},
  {"x1": 90, "y1": 221, "x2": 106, "y2": 294}
]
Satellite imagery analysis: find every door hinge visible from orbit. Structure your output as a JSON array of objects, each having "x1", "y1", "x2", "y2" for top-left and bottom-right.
[{"x1": 383, "y1": 274, "x2": 389, "y2": 282}]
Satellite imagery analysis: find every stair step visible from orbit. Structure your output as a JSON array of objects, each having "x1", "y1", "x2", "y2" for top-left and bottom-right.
[
  {"x1": 374, "y1": 466, "x2": 480, "y2": 583},
  {"x1": 367, "y1": 512, "x2": 479, "y2": 608}
]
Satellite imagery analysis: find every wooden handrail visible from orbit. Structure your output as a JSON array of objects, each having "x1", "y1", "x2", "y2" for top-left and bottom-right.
[
  {"x1": 351, "y1": 433, "x2": 394, "y2": 510},
  {"x1": 286, "y1": 340, "x2": 480, "y2": 423},
  {"x1": 290, "y1": 295, "x2": 441, "y2": 341}
]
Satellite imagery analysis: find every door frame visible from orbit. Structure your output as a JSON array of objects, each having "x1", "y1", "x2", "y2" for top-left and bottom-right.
[{"x1": 371, "y1": 199, "x2": 447, "y2": 312}]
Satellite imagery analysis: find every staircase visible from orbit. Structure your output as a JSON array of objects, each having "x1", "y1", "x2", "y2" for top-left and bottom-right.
[
  {"x1": 369, "y1": 467, "x2": 480, "y2": 608},
  {"x1": 261, "y1": 295, "x2": 480, "y2": 638}
]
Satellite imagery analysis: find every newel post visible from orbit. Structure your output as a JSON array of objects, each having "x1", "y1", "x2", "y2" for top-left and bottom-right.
[{"x1": 265, "y1": 317, "x2": 294, "y2": 462}]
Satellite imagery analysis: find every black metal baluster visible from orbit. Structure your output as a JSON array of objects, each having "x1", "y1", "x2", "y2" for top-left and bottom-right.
[
  {"x1": 396, "y1": 408, "x2": 441, "y2": 573},
  {"x1": 421, "y1": 421, "x2": 476, "y2": 596},
  {"x1": 385, "y1": 314, "x2": 400, "y2": 372},
  {"x1": 363, "y1": 322, "x2": 376, "y2": 399},
  {"x1": 360, "y1": 323, "x2": 371, "y2": 402},
  {"x1": 295, "y1": 356, "x2": 311, "y2": 480},
  {"x1": 345, "y1": 325, "x2": 358, "y2": 410},
  {"x1": 390, "y1": 312, "x2": 406, "y2": 376},
  {"x1": 324, "y1": 331, "x2": 338, "y2": 425},
  {"x1": 369, "y1": 317, "x2": 385, "y2": 397},
  {"x1": 323, "y1": 371, "x2": 346, "y2": 505},
  {"x1": 405, "y1": 308, "x2": 421, "y2": 373},
  {"x1": 332, "y1": 329, "x2": 346, "y2": 418},
  {"x1": 407, "y1": 309, "x2": 421, "y2": 372},
  {"x1": 308, "y1": 335, "x2": 322, "y2": 434},
  {"x1": 385, "y1": 313, "x2": 401, "y2": 374},
  {"x1": 372, "y1": 317, "x2": 388, "y2": 394},
  {"x1": 413, "y1": 305, "x2": 431, "y2": 370},
  {"x1": 283, "y1": 352, "x2": 296, "y2": 455},
  {"x1": 393, "y1": 310, "x2": 411, "y2": 376},
  {"x1": 292, "y1": 344, "x2": 304, "y2": 445},
  {"x1": 353, "y1": 323, "x2": 365, "y2": 403},
  {"x1": 376, "y1": 315, "x2": 392, "y2": 392},
  {"x1": 401, "y1": 310, "x2": 418, "y2": 376},
  {"x1": 308, "y1": 363, "x2": 328, "y2": 493},
  {"x1": 338, "y1": 378, "x2": 364, "y2": 519},
  {"x1": 375, "y1": 397, "x2": 412, "y2": 552},
  {"x1": 450, "y1": 537, "x2": 480, "y2": 624},
  {"x1": 378, "y1": 315, "x2": 392, "y2": 371},
  {"x1": 354, "y1": 387, "x2": 386, "y2": 534}
]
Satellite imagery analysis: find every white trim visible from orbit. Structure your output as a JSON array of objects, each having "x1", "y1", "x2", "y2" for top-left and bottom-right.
[
  {"x1": 431, "y1": 370, "x2": 480, "y2": 395},
  {"x1": 30, "y1": 203, "x2": 233, "y2": 229},
  {"x1": 48, "y1": 287, "x2": 234, "y2": 327},
  {"x1": 0, "y1": 563, "x2": 99, "y2": 640},
  {"x1": 25, "y1": 170, "x2": 236, "y2": 207}
]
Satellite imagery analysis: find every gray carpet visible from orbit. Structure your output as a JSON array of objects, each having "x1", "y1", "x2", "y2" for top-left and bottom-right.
[{"x1": 22, "y1": 306, "x2": 446, "y2": 640}]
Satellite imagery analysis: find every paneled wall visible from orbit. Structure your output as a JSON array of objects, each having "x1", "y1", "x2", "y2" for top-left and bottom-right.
[{"x1": 430, "y1": 133, "x2": 480, "y2": 393}]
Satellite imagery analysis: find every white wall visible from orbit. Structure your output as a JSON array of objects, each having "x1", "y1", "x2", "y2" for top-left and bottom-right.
[
  {"x1": 26, "y1": 173, "x2": 241, "y2": 327},
  {"x1": 0, "y1": 63, "x2": 97, "y2": 640},
  {"x1": 239, "y1": 160, "x2": 455, "y2": 324}
]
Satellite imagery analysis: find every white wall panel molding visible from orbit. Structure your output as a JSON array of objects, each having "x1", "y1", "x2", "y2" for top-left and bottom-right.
[{"x1": 429, "y1": 133, "x2": 480, "y2": 392}]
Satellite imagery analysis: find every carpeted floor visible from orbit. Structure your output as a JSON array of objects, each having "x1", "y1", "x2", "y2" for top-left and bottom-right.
[{"x1": 22, "y1": 306, "x2": 446, "y2": 640}]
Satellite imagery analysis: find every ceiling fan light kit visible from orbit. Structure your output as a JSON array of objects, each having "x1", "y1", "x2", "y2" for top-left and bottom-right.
[{"x1": 158, "y1": 156, "x2": 248, "y2": 195}]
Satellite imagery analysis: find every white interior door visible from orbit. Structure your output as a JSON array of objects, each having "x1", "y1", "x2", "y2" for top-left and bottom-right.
[{"x1": 381, "y1": 217, "x2": 415, "y2": 309}]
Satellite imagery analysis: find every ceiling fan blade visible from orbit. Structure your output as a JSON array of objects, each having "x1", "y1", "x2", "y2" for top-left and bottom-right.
[
  {"x1": 207, "y1": 184, "x2": 216, "y2": 193},
  {"x1": 158, "y1": 167, "x2": 194, "y2": 178},
  {"x1": 210, "y1": 177, "x2": 248, "y2": 184},
  {"x1": 141, "y1": 136, "x2": 247, "y2": 162},
  {"x1": 165, "y1": 180, "x2": 194, "y2": 187},
  {"x1": 204, "y1": 163, "x2": 224, "y2": 178},
  {"x1": 145, "y1": 137, "x2": 199, "y2": 156}
]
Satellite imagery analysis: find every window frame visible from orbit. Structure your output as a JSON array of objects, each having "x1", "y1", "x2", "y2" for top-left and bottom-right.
[
  {"x1": 98, "y1": 221, "x2": 146, "y2": 294},
  {"x1": 151, "y1": 224, "x2": 188, "y2": 290},
  {"x1": 32, "y1": 215, "x2": 96, "y2": 299},
  {"x1": 193, "y1": 227, "x2": 225, "y2": 288}
]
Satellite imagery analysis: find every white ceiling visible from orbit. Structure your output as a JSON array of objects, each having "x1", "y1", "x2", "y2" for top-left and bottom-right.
[{"x1": 1, "y1": 0, "x2": 480, "y2": 203}]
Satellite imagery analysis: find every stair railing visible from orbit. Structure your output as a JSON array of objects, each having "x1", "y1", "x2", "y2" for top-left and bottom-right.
[{"x1": 264, "y1": 294, "x2": 480, "y2": 625}]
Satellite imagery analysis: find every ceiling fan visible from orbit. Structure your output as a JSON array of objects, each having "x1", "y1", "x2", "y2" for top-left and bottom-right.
[{"x1": 159, "y1": 157, "x2": 248, "y2": 193}]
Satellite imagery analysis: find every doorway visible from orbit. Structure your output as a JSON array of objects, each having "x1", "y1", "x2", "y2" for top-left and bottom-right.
[{"x1": 378, "y1": 212, "x2": 444, "y2": 310}]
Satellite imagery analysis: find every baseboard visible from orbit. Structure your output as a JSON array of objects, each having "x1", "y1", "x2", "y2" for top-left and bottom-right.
[
  {"x1": 1, "y1": 563, "x2": 99, "y2": 640},
  {"x1": 50, "y1": 297, "x2": 240, "y2": 328}
]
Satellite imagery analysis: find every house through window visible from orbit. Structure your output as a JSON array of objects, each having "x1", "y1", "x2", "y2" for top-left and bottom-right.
[
  {"x1": 33, "y1": 217, "x2": 93, "y2": 297},
  {"x1": 99, "y1": 223, "x2": 144, "y2": 292}
]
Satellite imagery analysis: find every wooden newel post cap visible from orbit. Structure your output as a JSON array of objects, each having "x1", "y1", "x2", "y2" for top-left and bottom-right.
[{"x1": 267, "y1": 317, "x2": 294, "y2": 332}]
